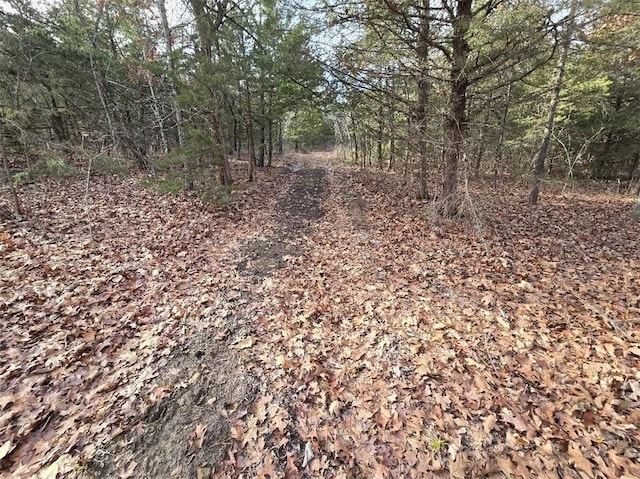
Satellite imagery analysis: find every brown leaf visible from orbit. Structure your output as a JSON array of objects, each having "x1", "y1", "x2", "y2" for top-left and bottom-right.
[
  {"x1": 449, "y1": 451, "x2": 467, "y2": 479},
  {"x1": 328, "y1": 400, "x2": 342, "y2": 417},
  {"x1": 285, "y1": 452, "x2": 300, "y2": 478},
  {"x1": 234, "y1": 336, "x2": 254, "y2": 349},
  {"x1": 500, "y1": 408, "x2": 533, "y2": 435},
  {"x1": 39, "y1": 454, "x2": 71, "y2": 479},
  {"x1": 257, "y1": 452, "x2": 277, "y2": 479},
  {"x1": 117, "y1": 460, "x2": 138, "y2": 479},
  {"x1": 567, "y1": 443, "x2": 594, "y2": 478},
  {"x1": 194, "y1": 423, "x2": 207, "y2": 449},
  {"x1": 0, "y1": 440, "x2": 14, "y2": 461}
]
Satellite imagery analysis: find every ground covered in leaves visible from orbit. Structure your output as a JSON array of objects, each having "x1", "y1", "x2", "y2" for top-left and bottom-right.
[{"x1": 1, "y1": 155, "x2": 639, "y2": 478}]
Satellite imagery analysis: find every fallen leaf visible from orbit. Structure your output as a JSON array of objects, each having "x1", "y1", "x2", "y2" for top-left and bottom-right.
[
  {"x1": 194, "y1": 423, "x2": 207, "y2": 449},
  {"x1": 328, "y1": 400, "x2": 342, "y2": 417},
  {"x1": 235, "y1": 337, "x2": 254, "y2": 349},
  {"x1": 568, "y1": 443, "x2": 594, "y2": 478},
  {"x1": 39, "y1": 454, "x2": 71, "y2": 479},
  {"x1": 0, "y1": 440, "x2": 14, "y2": 461},
  {"x1": 302, "y1": 441, "x2": 314, "y2": 468},
  {"x1": 257, "y1": 452, "x2": 277, "y2": 479},
  {"x1": 117, "y1": 460, "x2": 138, "y2": 479}
]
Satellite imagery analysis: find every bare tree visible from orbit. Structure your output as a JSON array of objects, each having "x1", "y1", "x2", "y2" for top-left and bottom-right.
[{"x1": 529, "y1": 0, "x2": 577, "y2": 205}]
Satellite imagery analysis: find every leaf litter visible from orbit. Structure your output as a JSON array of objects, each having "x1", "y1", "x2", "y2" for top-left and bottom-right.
[{"x1": 1, "y1": 155, "x2": 639, "y2": 478}]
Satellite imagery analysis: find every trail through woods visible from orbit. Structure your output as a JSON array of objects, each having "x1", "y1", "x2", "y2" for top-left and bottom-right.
[{"x1": 1, "y1": 154, "x2": 640, "y2": 478}]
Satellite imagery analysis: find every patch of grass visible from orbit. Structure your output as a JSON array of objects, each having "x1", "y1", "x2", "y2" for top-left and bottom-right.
[
  {"x1": 154, "y1": 155, "x2": 185, "y2": 172},
  {"x1": 428, "y1": 436, "x2": 447, "y2": 452},
  {"x1": 198, "y1": 183, "x2": 236, "y2": 206},
  {"x1": 91, "y1": 155, "x2": 130, "y2": 177},
  {"x1": 141, "y1": 168, "x2": 242, "y2": 206},
  {"x1": 12, "y1": 157, "x2": 80, "y2": 184},
  {"x1": 141, "y1": 172, "x2": 186, "y2": 195}
]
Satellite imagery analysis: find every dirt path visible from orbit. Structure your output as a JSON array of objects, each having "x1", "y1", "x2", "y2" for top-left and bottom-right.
[
  {"x1": 238, "y1": 159, "x2": 324, "y2": 276},
  {"x1": 90, "y1": 159, "x2": 328, "y2": 478}
]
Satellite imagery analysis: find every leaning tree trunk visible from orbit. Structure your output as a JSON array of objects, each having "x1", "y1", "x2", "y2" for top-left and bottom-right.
[
  {"x1": 441, "y1": 0, "x2": 472, "y2": 216},
  {"x1": 529, "y1": 0, "x2": 576, "y2": 205}
]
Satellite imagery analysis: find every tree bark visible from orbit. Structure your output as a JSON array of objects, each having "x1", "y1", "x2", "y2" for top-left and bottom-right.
[
  {"x1": 415, "y1": 0, "x2": 430, "y2": 199},
  {"x1": 188, "y1": 0, "x2": 232, "y2": 185},
  {"x1": 267, "y1": 117, "x2": 273, "y2": 167},
  {"x1": 158, "y1": 0, "x2": 185, "y2": 149},
  {"x1": 242, "y1": 81, "x2": 255, "y2": 182},
  {"x1": 388, "y1": 96, "x2": 395, "y2": 170},
  {"x1": 80, "y1": 2, "x2": 117, "y2": 150},
  {"x1": 633, "y1": 188, "x2": 640, "y2": 221},
  {"x1": 377, "y1": 103, "x2": 383, "y2": 168},
  {"x1": 529, "y1": 0, "x2": 576, "y2": 205},
  {"x1": 441, "y1": 0, "x2": 472, "y2": 216},
  {"x1": 277, "y1": 120, "x2": 283, "y2": 155},
  {"x1": 147, "y1": 78, "x2": 168, "y2": 154},
  {"x1": 258, "y1": 92, "x2": 265, "y2": 167},
  {"x1": 493, "y1": 83, "x2": 512, "y2": 180},
  {"x1": 1, "y1": 141, "x2": 23, "y2": 216}
]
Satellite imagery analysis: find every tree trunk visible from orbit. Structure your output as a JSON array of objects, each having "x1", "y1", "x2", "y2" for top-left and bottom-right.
[
  {"x1": 258, "y1": 92, "x2": 265, "y2": 167},
  {"x1": 415, "y1": 0, "x2": 430, "y2": 199},
  {"x1": 277, "y1": 120, "x2": 283, "y2": 155},
  {"x1": 82, "y1": 2, "x2": 117, "y2": 150},
  {"x1": 492, "y1": 83, "x2": 512, "y2": 180},
  {"x1": 158, "y1": 0, "x2": 185, "y2": 149},
  {"x1": 529, "y1": 0, "x2": 576, "y2": 205},
  {"x1": 267, "y1": 117, "x2": 273, "y2": 167},
  {"x1": 631, "y1": 188, "x2": 640, "y2": 221},
  {"x1": 441, "y1": 0, "x2": 472, "y2": 216},
  {"x1": 246, "y1": 118, "x2": 255, "y2": 182},
  {"x1": 189, "y1": 0, "x2": 232, "y2": 185},
  {"x1": 1, "y1": 141, "x2": 23, "y2": 216},
  {"x1": 147, "y1": 79, "x2": 168, "y2": 154},
  {"x1": 388, "y1": 100, "x2": 395, "y2": 170},
  {"x1": 243, "y1": 82, "x2": 255, "y2": 182},
  {"x1": 377, "y1": 103, "x2": 383, "y2": 168},
  {"x1": 353, "y1": 131, "x2": 359, "y2": 165},
  {"x1": 293, "y1": 111, "x2": 299, "y2": 153}
]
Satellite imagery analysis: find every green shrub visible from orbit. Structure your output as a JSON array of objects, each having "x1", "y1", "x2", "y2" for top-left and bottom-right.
[
  {"x1": 198, "y1": 183, "x2": 236, "y2": 206},
  {"x1": 12, "y1": 157, "x2": 80, "y2": 184},
  {"x1": 91, "y1": 155, "x2": 130, "y2": 176},
  {"x1": 140, "y1": 172, "x2": 186, "y2": 195}
]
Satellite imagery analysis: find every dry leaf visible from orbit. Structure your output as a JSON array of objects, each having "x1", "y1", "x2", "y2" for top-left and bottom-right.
[
  {"x1": 302, "y1": 441, "x2": 314, "y2": 468},
  {"x1": 235, "y1": 337, "x2": 254, "y2": 349},
  {"x1": 39, "y1": 454, "x2": 71, "y2": 479},
  {"x1": 117, "y1": 460, "x2": 138, "y2": 479},
  {"x1": 0, "y1": 441, "x2": 14, "y2": 461},
  {"x1": 328, "y1": 400, "x2": 342, "y2": 417},
  {"x1": 568, "y1": 443, "x2": 594, "y2": 478},
  {"x1": 449, "y1": 451, "x2": 467, "y2": 479},
  {"x1": 194, "y1": 423, "x2": 207, "y2": 449}
]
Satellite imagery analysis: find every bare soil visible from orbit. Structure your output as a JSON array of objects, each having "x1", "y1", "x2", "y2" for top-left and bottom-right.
[{"x1": 88, "y1": 158, "x2": 326, "y2": 478}]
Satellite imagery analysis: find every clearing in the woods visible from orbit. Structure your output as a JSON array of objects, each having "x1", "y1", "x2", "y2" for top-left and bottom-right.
[{"x1": 1, "y1": 154, "x2": 639, "y2": 479}]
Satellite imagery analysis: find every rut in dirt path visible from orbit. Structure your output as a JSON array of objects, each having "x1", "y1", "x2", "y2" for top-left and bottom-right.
[
  {"x1": 238, "y1": 160, "x2": 325, "y2": 276},
  {"x1": 88, "y1": 159, "x2": 327, "y2": 479}
]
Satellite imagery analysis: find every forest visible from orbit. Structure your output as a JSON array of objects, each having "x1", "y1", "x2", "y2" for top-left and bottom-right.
[{"x1": 0, "y1": 0, "x2": 639, "y2": 478}]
